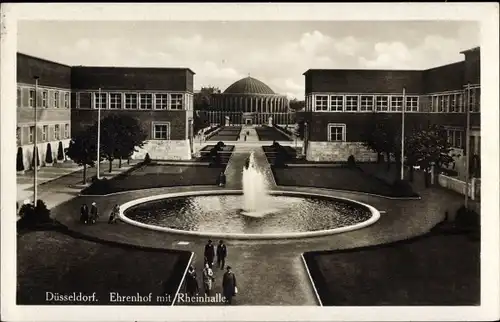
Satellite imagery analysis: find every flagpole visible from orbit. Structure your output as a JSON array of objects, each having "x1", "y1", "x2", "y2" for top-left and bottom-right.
[
  {"x1": 400, "y1": 87, "x2": 406, "y2": 180},
  {"x1": 96, "y1": 88, "x2": 101, "y2": 179},
  {"x1": 33, "y1": 76, "x2": 39, "y2": 203},
  {"x1": 464, "y1": 83, "x2": 471, "y2": 208}
]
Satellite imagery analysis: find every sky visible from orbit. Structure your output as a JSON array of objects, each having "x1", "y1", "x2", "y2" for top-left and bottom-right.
[{"x1": 18, "y1": 21, "x2": 479, "y2": 100}]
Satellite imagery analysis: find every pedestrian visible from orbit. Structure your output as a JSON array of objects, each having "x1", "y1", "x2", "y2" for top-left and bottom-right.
[
  {"x1": 185, "y1": 265, "x2": 199, "y2": 297},
  {"x1": 90, "y1": 202, "x2": 99, "y2": 224},
  {"x1": 108, "y1": 204, "x2": 120, "y2": 224},
  {"x1": 202, "y1": 263, "x2": 215, "y2": 296},
  {"x1": 218, "y1": 171, "x2": 226, "y2": 187},
  {"x1": 244, "y1": 135, "x2": 247, "y2": 142},
  {"x1": 204, "y1": 240, "x2": 215, "y2": 268},
  {"x1": 80, "y1": 203, "x2": 89, "y2": 224},
  {"x1": 222, "y1": 265, "x2": 237, "y2": 305},
  {"x1": 216, "y1": 240, "x2": 227, "y2": 270}
]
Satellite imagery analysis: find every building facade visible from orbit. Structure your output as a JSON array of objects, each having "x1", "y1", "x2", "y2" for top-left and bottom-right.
[
  {"x1": 17, "y1": 53, "x2": 72, "y2": 170},
  {"x1": 301, "y1": 47, "x2": 480, "y2": 176},
  {"x1": 70, "y1": 66, "x2": 195, "y2": 160},
  {"x1": 205, "y1": 76, "x2": 293, "y2": 126},
  {"x1": 17, "y1": 53, "x2": 196, "y2": 163}
]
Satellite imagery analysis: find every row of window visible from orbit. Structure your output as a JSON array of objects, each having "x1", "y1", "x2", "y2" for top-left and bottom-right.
[
  {"x1": 309, "y1": 95, "x2": 419, "y2": 112},
  {"x1": 326, "y1": 123, "x2": 465, "y2": 150},
  {"x1": 18, "y1": 88, "x2": 70, "y2": 109},
  {"x1": 90, "y1": 92, "x2": 189, "y2": 110},
  {"x1": 308, "y1": 87, "x2": 481, "y2": 113},
  {"x1": 19, "y1": 124, "x2": 70, "y2": 144}
]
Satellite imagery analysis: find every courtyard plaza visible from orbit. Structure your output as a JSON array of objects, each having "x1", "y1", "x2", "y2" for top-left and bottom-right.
[{"x1": 17, "y1": 125, "x2": 479, "y2": 306}]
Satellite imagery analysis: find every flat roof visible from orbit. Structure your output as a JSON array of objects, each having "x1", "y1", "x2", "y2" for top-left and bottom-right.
[{"x1": 460, "y1": 46, "x2": 480, "y2": 54}]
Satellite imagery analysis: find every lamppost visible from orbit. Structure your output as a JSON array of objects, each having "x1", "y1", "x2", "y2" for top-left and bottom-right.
[
  {"x1": 400, "y1": 87, "x2": 406, "y2": 180},
  {"x1": 464, "y1": 83, "x2": 471, "y2": 209},
  {"x1": 96, "y1": 88, "x2": 102, "y2": 179},
  {"x1": 33, "y1": 76, "x2": 39, "y2": 204}
]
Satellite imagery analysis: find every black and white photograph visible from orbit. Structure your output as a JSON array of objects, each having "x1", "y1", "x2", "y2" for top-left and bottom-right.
[{"x1": 1, "y1": 3, "x2": 499, "y2": 322}]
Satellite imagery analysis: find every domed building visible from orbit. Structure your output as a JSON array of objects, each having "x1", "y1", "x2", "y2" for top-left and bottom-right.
[{"x1": 207, "y1": 76, "x2": 293, "y2": 125}]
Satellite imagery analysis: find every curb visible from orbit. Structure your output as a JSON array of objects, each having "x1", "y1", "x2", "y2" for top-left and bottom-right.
[
  {"x1": 301, "y1": 253, "x2": 323, "y2": 306},
  {"x1": 171, "y1": 252, "x2": 194, "y2": 306}
]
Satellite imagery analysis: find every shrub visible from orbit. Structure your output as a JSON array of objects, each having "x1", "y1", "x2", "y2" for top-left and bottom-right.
[
  {"x1": 17, "y1": 147, "x2": 25, "y2": 172},
  {"x1": 144, "y1": 153, "x2": 152, "y2": 165},
  {"x1": 455, "y1": 206, "x2": 480, "y2": 231},
  {"x1": 31, "y1": 147, "x2": 40, "y2": 169},
  {"x1": 57, "y1": 142, "x2": 64, "y2": 160},
  {"x1": 392, "y1": 179, "x2": 414, "y2": 195},
  {"x1": 347, "y1": 155, "x2": 356, "y2": 168},
  {"x1": 17, "y1": 199, "x2": 52, "y2": 230},
  {"x1": 45, "y1": 143, "x2": 53, "y2": 164}
]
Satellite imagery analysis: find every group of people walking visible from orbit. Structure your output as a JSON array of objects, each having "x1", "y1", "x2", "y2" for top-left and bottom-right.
[
  {"x1": 184, "y1": 240, "x2": 238, "y2": 304},
  {"x1": 79, "y1": 203, "x2": 120, "y2": 225}
]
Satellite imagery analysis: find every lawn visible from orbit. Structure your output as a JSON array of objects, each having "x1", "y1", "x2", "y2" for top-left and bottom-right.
[
  {"x1": 17, "y1": 230, "x2": 191, "y2": 305},
  {"x1": 82, "y1": 164, "x2": 225, "y2": 195},
  {"x1": 273, "y1": 166, "x2": 418, "y2": 197},
  {"x1": 255, "y1": 126, "x2": 291, "y2": 141},
  {"x1": 207, "y1": 126, "x2": 242, "y2": 141},
  {"x1": 304, "y1": 232, "x2": 480, "y2": 306}
]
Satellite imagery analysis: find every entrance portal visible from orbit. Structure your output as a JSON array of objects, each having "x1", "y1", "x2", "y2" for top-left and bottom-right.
[{"x1": 245, "y1": 119, "x2": 252, "y2": 125}]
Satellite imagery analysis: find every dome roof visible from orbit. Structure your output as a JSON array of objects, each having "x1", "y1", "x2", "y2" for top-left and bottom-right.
[{"x1": 223, "y1": 76, "x2": 275, "y2": 95}]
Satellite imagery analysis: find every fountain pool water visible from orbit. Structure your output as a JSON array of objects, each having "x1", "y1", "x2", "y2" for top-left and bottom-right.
[{"x1": 241, "y1": 152, "x2": 279, "y2": 218}]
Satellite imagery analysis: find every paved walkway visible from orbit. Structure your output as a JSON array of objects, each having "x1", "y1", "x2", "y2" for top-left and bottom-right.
[{"x1": 39, "y1": 149, "x2": 474, "y2": 306}]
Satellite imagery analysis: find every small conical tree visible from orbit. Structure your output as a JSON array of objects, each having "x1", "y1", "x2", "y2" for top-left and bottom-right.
[
  {"x1": 57, "y1": 141, "x2": 64, "y2": 161},
  {"x1": 16, "y1": 147, "x2": 25, "y2": 172},
  {"x1": 31, "y1": 147, "x2": 40, "y2": 169},
  {"x1": 45, "y1": 143, "x2": 53, "y2": 164}
]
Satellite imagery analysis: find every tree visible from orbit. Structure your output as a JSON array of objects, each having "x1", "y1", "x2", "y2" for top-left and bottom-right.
[
  {"x1": 17, "y1": 147, "x2": 25, "y2": 172},
  {"x1": 45, "y1": 143, "x2": 53, "y2": 164},
  {"x1": 294, "y1": 119, "x2": 305, "y2": 140},
  {"x1": 404, "y1": 124, "x2": 456, "y2": 184},
  {"x1": 31, "y1": 146, "x2": 40, "y2": 170},
  {"x1": 361, "y1": 113, "x2": 399, "y2": 166},
  {"x1": 194, "y1": 86, "x2": 221, "y2": 111},
  {"x1": 57, "y1": 141, "x2": 64, "y2": 161},
  {"x1": 95, "y1": 114, "x2": 147, "y2": 172},
  {"x1": 289, "y1": 98, "x2": 305, "y2": 111},
  {"x1": 66, "y1": 127, "x2": 97, "y2": 184},
  {"x1": 193, "y1": 110, "x2": 209, "y2": 134}
]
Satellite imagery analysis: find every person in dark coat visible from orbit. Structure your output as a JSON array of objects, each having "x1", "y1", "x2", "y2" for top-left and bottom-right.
[
  {"x1": 90, "y1": 202, "x2": 99, "y2": 224},
  {"x1": 204, "y1": 240, "x2": 215, "y2": 268},
  {"x1": 80, "y1": 204, "x2": 89, "y2": 224},
  {"x1": 216, "y1": 240, "x2": 227, "y2": 270},
  {"x1": 185, "y1": 265, "x2": 199, "y2": 297},
  {"x1": 108, "y1": 204, "x2": 119, "y2": 224},
  {"x1": 222, "y1": 266, "x2": 237, "y2": 305},
  {"x1": 218, "y1": 172, "x2": 226, "y2": 187}
]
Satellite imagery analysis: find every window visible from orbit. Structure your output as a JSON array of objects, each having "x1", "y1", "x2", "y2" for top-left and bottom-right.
[
  {"x1": 42, "y1": 125, "x2": 48, "y2": 141},
  {"x1": 405, "y1": 96, "x2": 419, "y2": 112},
  {"x1": 16, "y1": 127, "x2": 21, "y2": 145},
  {"x1": 447, "y1": 129, "x2": 463, "y2": 149},
  {"x1": 431, "y1": 96, "x2": 439, "y2": 112},
  {"x1": 449, "y1": 94, "x2": 458, "y2": 112},
  {"x1": 42, "y1": 91, "x2": 48, "y2": 108},
  {"x1": 94, "y1": 93, "x2": 107, "y2": 109},
  {"x1": 468, "y1": 88, "x2": 479, "y2": 112},
  {"x1": 315, "y1": 95, "x2": 328, "y2": 111},
  {"x1": 155, "y1": 94, "x2": 168, "y2": 109},
  {"x1": 125, "y1": 93, "x2": 138, "y2": 109},
  {"x1": 327, "y1": 123, "x2": 346, "y2": 142},
  {"x1": 64, "y1": 93, "x2": 70, "y2": 108},
  {"x1": 457, "y1": 93, "x2": 464, "y2": 113},
  {"x1": 345, "y1": 96, "x2": 358, "y2": 112},
  {"x1": 53, "y1": 92, "x2": 59, "y2": 108},
  {"x1": 391, "y1": 96, "x2": 403, "y2": 111},
  {"x1": 29, "y1": 90, "x2": 35, "y2": 108},
  {"x1": 375, "y1": 96, "x2": 389, "y2": 112},
  {"x1": 29, "y1": 126, "x2": 34, "y2": 143},
  {"x1": 153, "y1": 123, "x2": 170, "y2": 140},
  {"x1": 360, "y1": 96, "x2": 374, "y2": 111},
  {"x1": 170, "y1": 94, "x2": 183, "y2": 110},
  {"x1": 17, "y1": 88, "x2": 21, "y2": 107},
  {"x1": 54, "y1": 124, "x2": 60, "y2": 140},
  {"x1": 329, "y1": 95, "x2": 343, "y2": 112},
  {"x1": 438, "y1": 96, "x2": 445, "y2": 112},
  {"x1": 64, "y1": 124, "x2": 69, "y2": 138},
  {"x1": 109, "y1": 93, "x2": 122, "y2": 109},
  {"x1": 139, "y1": 93, "x2": 153, "y2": 109}
]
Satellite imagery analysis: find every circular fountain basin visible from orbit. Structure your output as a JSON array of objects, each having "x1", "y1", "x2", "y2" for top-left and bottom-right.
[{"x1": 119, "y1": 190, "x2": 380, "y2": 240}]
